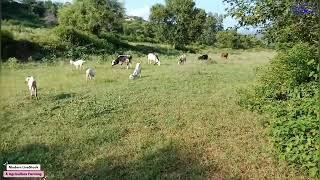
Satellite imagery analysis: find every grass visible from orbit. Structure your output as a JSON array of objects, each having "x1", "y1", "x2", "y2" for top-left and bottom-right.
[{"x1": 0, "y1": 49, "x2": 310, "y2": 179}]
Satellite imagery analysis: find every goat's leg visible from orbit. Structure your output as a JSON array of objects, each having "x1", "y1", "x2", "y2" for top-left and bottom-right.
[{"x1": 35, "y1": 88, "x2": 38, "y2": 100}]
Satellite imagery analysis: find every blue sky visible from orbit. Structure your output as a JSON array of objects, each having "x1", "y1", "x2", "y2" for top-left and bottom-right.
[{"x1": 54, "y1": 0, "x2": 250, "y2": 31}]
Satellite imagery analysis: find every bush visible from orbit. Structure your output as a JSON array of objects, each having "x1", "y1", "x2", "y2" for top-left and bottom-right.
[
  {"x1": 5, "y1": 57, "x2": 20, "y2": 69},
  {"x1": 239, "y1": 43, "x2": 320, "y2": 177},
  {"x1": 55, "y1": 26, "x2": 119, "y2": 58},
  {"x1": 55, "y1": 26, "x2": 100, "y2": 47}
]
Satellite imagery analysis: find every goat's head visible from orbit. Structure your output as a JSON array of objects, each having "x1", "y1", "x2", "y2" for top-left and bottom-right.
[{"x1": 111, "y1": 60, "x2": 117, "y2": 66}]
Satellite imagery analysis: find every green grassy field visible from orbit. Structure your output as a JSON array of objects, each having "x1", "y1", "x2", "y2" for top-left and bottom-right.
[{"x1": 0, "y1": 49, "x2": 309, "y2": 179}]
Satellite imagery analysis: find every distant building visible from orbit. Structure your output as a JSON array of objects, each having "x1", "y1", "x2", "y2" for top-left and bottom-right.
[{"x1": 124, "y1": 16, "x2": 145, "y2": 22}]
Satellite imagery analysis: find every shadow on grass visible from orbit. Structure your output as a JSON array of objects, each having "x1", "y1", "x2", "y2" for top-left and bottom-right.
[
  {"x1": 0, "y1": 142, "x2": 223, "y2": 179},
  {"x1": 1, "y1": 39, "x2": 53, "y2": 62},
  {"x1": 0, "y1": 144, "x2": 64, "y2": 176},
  {"x1": 78, "y1": 142, "x2": 215, "y2": 179},
  {"x1": 140, "y1": 75, "x2": 150, "y2": 79},
  {"x1": 53, "y1": 92, "x2": 76, "y2": 100}
]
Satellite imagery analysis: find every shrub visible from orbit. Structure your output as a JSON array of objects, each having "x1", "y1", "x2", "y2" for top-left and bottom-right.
[
  {"x1": 239, "y1": 43, "x2": 320, "y2": 177},
  {"x1": 55, "y1": 26, "x2": 99, "y2": 47},
  {"x1": 54, "y1": 26, "x2": 127, "y2": 57},
  {"x1": 5, "y1": 57, "x2": 20, "y2": 69}
]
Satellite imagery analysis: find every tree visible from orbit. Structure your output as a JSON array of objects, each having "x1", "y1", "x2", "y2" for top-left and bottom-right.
[
  {"x1": 150, "y1": 0, "x2": 203, "y2": 48},
  {"x1": 215, "y1": 30, "x2": 237, "y2": 48},
  {"x1": 223, "y1": 0, "x2": 320, "y2": 47},
  {"x1": 150, "y1": 0, "x2": 225, "y2": 48},
  {"x1": 122, "y1": 19, "x2": 155, "y2": 42},
  {"x1": 198, "y1": 13, "x2": 223, "y2": 45},
  {"x1": 149, "y1": 4, "x2": 170, "y2": 42},
  {"x1": 58, "y1": 0, "x2": 124, "y2": 36}
]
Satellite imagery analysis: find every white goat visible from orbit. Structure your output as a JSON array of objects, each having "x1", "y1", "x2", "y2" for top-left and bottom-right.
[
  {"x1": 178, "y1": 54, "x2": 187, "y2": 65},
  {"x1": 70, "y1": 59, "x2": 85, "y2": 70},
  {"x1": 25, "y1": 76, "x2": 38, "y2": 99},
  {"x1": 86, "y1": 68, "x2": 96, "y2": 81},
  {"x1": 129, "y1": 63, "x2": 142, "y2": 80},
  {"x1": 147, "y1": 53, "x2": 160, "y2": 66}
]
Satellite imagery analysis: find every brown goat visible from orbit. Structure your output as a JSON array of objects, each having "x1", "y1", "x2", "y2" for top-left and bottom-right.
[{"x1": 221, "y1": 53, "x2": 229, "y2": 59}]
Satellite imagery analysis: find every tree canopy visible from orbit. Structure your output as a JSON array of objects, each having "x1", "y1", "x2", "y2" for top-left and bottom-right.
[
  {"x1": 58, "y1": 0, "x2": 125, "y2": 36},
  {"x1": 223, "y1": 0, "x2": 320, "y2": 47},
  {"x1": 150, "y1": 0, "x2": 223, "y2": 48}
]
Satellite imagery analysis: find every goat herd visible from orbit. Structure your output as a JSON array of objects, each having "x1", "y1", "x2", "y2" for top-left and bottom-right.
[{"x1": 25, "y1": 52, "x2": 229, "y2": 99}]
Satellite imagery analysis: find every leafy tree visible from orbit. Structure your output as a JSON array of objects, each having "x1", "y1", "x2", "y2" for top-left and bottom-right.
[
  {"x1": 150, "y1": 0, "x2": 225, "y2": 48},
  {"x1": 215, "y1": 30, "x2": 237, "y2": 48},
  {"x1": 149, "y1": 4, "x2": 170, "y2": 43},
  {"x1": 188, "y1": 8, "x2": 206, "y2": 42},
  {"x1": 123, "y1": 19, "x2": 156, "y2": 42},
  {"x1": 223, "y1": 0, "x2": 320, "y2": 47},
  {"x1": 58, "y1": 0, "x2": 124, "y2": 36},
  {"x1": 150, "y1": 0, "x2": 202, "y2": 48},
  {"x1": 198, "y1": 13, "x2": 223, "y2": 45},
  {"x1": 43, "y1": 0, "x2": 62, "y2": 16}
]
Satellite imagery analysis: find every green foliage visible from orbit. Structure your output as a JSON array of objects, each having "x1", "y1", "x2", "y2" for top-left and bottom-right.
[
  {"x1": 224, "y1": 0, "x2": 320, "y2": 47},
  {"x1": 216, "y1": 30, "x2": 237, "y2": 48},
  {"x1": 1, "y1": 0, "x2": 61, "y2": 27},
  {"x1": 55, "y1": 26, "x2": 99, "y2": 47},
  {"x1": 150, "y1": 0, "x2": 223, "y2": 48},
  {"x1": 216, "y1": 30, "x2": 263, "y2": 49},
  {"x1": 54, "y1": 26, "x2": 118, "y2": 58},
  {"x1": 256, "y1": 44, "x2": 317, "y2": 92},
  {"x1": 198, "y1": 13, "x2": 223, "y2": 45},
  {"x1": 5, "y1": 57, "x2": 21, "y2": 69},
  {"x1": 1, "y1": 0, "x2": 43, "y2": 27},
  {"x1": 54, "y1": 25, "x2": 139, "y2": 58},
  {"x1": 122, "y1": 20, "x2": 156, "y2": 43},
  {"x1": 239, "y1": 43, "x2": 320, "y2": 177},
  {"x1": 58, "y1": 0, "x2": 124, "y2": 36}
]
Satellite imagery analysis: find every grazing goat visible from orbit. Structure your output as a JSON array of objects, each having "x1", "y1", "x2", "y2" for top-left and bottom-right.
[
  {"x1": 25, "y1": 76, "x2": 37, "y2": 99},
  {"x1": 129, "y1": 63, "x2": 142, "y2": 80},
  {"x1": 112, "y1": 55, "x2": 132, "y2": 69},
  {"x1": 198, "y1": 54, "x2": 208, "y2": 60},
  {"x1": 147, "y1": 53, "x2": 160, "y2": 66},
  {"x1": 221, "y1": 53, "x2": 229, "y2": 59},
  {"x1": 86, "y1": 68, "x2": 96, "y2": 81},
  {"x1": 177, "y1": 54, "x2": 187, "y2": 65},
  {"x1": 70, "y1": 59, "x2": 86, "y2": 70}
]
